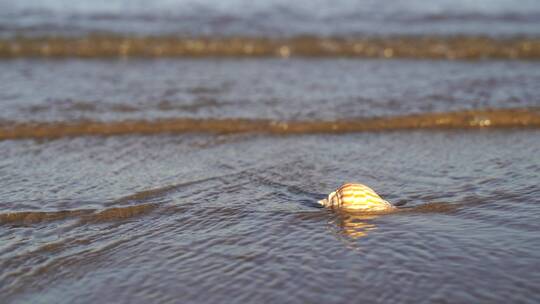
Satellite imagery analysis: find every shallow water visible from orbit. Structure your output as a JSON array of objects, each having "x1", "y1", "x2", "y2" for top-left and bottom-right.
[
  {"x1": 1, "y1": 1, "x2": 540, "y2": 303},
  {"x1": 1, "y1": 58, "x2": 539, "y2": 304},
  {"x1": 1, "y1": 59, "x2": 539, "y2": 123},
  {"x1": 2, "y1": 0, "x2": 540, "y2": 60},
  {"x1": 2, "y1": 0, "x2": 540, "y2": 37},
  {"x1": 1, "y1": 130, "x2": 540, "y2": 303}
]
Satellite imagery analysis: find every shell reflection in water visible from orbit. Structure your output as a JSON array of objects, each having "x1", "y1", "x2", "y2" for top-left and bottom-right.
[{"x1": 332, "y1": 213, "x2": 380, "y2": 239}]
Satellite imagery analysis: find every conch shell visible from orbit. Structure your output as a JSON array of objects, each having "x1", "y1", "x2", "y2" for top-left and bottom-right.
[{"x1": 319, "y1": 183, "x2": 395, "y2": 212}]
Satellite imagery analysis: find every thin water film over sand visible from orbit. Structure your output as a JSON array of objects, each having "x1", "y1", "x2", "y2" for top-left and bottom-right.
[
  {"x1": 1, "y1": 1, "x2": 540, "y2": 303},
  {"x1": 1, "y1": 132, "x2": 539, "y2": 303}
]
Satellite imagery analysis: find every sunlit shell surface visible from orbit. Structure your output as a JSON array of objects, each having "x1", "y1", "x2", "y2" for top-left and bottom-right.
[{"x1": 319, "y1": 183, "x2": 395, "y2": 212}]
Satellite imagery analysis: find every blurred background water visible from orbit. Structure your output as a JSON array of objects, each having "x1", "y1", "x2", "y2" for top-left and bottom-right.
[
  {"x1": 1, "y1": 0, "x2": 540, "y2": 37},
  {"x1": 0, "y1": 1, "x2": 539, "y2": 303}
]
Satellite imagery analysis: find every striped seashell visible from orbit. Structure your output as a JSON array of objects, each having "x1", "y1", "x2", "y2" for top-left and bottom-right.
[{"x1": 318, "y1": 183, "x2": 395, "y2": 212}]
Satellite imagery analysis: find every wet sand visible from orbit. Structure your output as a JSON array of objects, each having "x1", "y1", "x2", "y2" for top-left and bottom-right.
[
  {"x1": 1, "y1": 108, "x2": 539, "y2": 140},
  {"x1": 1, "y1": 35, "x2": 540, "y2": 59}
]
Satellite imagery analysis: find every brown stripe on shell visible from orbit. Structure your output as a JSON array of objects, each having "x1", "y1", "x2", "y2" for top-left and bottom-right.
[{"x1": 326, "y1": 183, "x2": 394, "y2": 212}]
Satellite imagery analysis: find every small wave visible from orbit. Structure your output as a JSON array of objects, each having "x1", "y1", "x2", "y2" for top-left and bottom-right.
[
  {"x1": 398, "y1": 202, "x2": 464, "y2": 214},
  {"x1": 0, "y1": 35, "x2": 539, "y2": 59},
  {"x1": 0, "y1": 204, "x2": 157, "y2": 225},
  {"x1": 0, "y1": 209, "x2": 93, "y2": 224},
  {"x1": 82, "y1": 203, "x2": 157, "y2": 222},
  {"x1": 0, "y1": 108, "x2": 538, "y2": 140}
]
